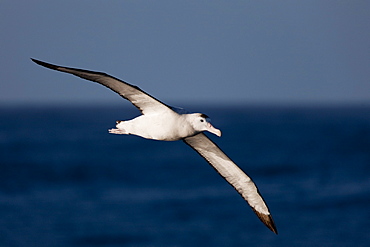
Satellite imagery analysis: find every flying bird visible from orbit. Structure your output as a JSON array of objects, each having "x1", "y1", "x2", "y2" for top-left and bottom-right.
[{"x1": 31, "y1": 58, "x2": 277, "y2": 234}]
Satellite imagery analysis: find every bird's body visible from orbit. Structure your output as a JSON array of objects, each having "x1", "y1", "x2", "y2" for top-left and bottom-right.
[
  {"x1": 31, "y1": 58, "x2": 277, "y2": 234},
  {"x1": 111, "y1": 112, "x2": 218, "y2": 141}
]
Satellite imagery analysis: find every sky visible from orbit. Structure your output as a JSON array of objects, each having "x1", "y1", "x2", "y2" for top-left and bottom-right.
[{"x1": 1, "y1": 1, "x2": 369, "y2": 107}]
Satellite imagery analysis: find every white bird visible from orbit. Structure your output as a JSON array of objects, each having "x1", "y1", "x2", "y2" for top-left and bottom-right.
[{"x1": 31, "y1": 58, "x2": 277, "y2": 234}]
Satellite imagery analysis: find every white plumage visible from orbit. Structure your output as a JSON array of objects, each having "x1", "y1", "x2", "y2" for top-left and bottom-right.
[{"x1": 32, "y1": 58, "x2": 277, "y2": 234}]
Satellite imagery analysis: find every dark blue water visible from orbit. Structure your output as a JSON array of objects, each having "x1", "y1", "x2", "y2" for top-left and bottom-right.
[{"x1": 0, "y1": 105, "x2": 369, "y2": 246}]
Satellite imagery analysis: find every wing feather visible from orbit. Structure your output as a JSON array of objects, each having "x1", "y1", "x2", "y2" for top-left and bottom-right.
[
  {"x1": 31, "y1": 58, "x2": 171, "y2": 115},
  {"x1": 183, "y1": 133, "x2": 277, "y2": 234}
]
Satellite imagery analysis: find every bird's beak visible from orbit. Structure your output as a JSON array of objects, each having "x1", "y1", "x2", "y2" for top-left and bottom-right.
[{"x1": 207, "y1": 123, "x2": 222, "y2": 137}]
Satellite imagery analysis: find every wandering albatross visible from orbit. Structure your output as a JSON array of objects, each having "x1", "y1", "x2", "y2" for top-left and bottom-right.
[{"x1": 31, "y1": 58, "x2": 277, "y2": 234}]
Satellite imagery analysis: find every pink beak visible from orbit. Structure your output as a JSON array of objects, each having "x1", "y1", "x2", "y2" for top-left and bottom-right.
[{"x1": 207, "y1": 123, "x2": 222, "y2": 137}]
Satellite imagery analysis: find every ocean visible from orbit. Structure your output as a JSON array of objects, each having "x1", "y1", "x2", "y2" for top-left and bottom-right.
[{"x1": 0, "y1": 105, "x2": 369, "y2": 247}]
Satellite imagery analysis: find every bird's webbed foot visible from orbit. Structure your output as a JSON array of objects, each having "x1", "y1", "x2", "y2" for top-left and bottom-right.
[{"x1": 108, "y1": 128, "x2": 127, "y2": 135}]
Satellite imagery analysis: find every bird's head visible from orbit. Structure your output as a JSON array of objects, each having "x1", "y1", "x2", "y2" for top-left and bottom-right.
[{"x1": 191, "y1": 113, "x2": 222, "y2": 137}]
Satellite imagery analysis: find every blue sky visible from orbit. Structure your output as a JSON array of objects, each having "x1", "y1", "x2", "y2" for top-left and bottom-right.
[{"x1": 1, "y1": 1, "x2": 369, "y2": 106}]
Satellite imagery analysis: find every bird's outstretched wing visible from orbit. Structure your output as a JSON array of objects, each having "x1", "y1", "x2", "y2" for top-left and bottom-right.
[
  {"x1": 183, "y1": 133, "x2": 277, "y2": 234},
  {"x1": 31, "y1": 58, "x2": 171, "y2": 115}
]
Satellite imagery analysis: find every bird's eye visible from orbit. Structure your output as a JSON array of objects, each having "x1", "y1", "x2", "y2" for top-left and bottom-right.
[{"x1": 200, "y1": 119, "x2": 204, "y2": 122}]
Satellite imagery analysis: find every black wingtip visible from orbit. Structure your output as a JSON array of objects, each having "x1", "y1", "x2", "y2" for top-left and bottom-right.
[
  {"x1": 253, "y1": 209, "x2": 278, "y2": 234},
  {"x1": 266, "y1": 214, "x2": 278, "y2": 235},
  {"x1": 31, "y1": 58, "x2": 59, "y2": 71}
]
